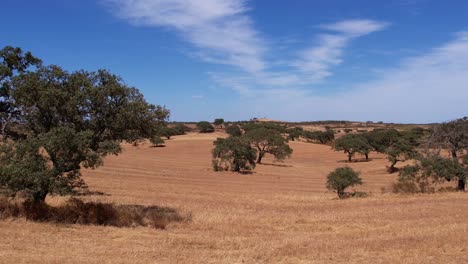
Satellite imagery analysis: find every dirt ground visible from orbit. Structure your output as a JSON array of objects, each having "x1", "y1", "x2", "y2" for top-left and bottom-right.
[{"x1": 1, "y1": 132, "x2": 467, "y2": 263}]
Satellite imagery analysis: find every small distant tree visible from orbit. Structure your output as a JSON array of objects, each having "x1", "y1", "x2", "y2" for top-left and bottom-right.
[
  {"x1": 326, "y1": 167, "x2": 363, "y2": 198},
  {"x1": 225, "y1": 124, "x2": 242, "y2": 137},
  {"x1": 425, "y1": 117, "x2": 467, "y2": 190},
  {"x1": 385, "y1": 138, "x2": 418, "y2": 173},
  {"x1": 287, "y1": 127, "x2": 303, "y2": 141},
  {"x1": 172, "y1": 124, "x2": 191, "y2": 135},
  {"x1": 303, "y1": 129, "x2": 334, "y2": 144},
  {"x1": 157, "y1": 127, "x2": 176, "y2": 139},
  {"x1": 212, "y1": 137, "x2": 256, "y2": 172},
  {"x1": 150, "y1": 135, "x2": 165, "y2": 147},
  {"x1": 197, "y1": 121, "x2": 215, "y2": 133},
  {"x1": 363, "y1": 129, "x2": 400, "y2": 153},
  {"x1": 397, "y1": 155, "x2": 465, "y2": 193},
  {"x1": 343, "y1": 128, "x2": 353, "y2": 134},
  {"x1": 333, "y1": 134, "x2": 372, "y2": 161},
  {"x1": 245, "y1": 128, "x2": 292, "y2": 164},
  {"x1": 214, "y1": 118, "x2": 225, "y2": 128}
]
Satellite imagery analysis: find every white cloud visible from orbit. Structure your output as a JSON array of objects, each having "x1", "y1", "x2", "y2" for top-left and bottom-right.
[
  {"x1": 235, "y1": 31, "x2": 468, "y2": 123},
  {"x1": 293, "y1": 19, "x2": 389, "y2": 82},
  {"x1": 105, "y1": 0, "x2": 266, "y2": 73},
  {"x1": 320, "y1": 19, "x2": 390, "y2": 37}
]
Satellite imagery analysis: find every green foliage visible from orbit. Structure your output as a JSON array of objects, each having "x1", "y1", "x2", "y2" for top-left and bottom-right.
[
  {"x1": 0, "y1": 46, "x2": 169, "y2": 202},
  {"x1": 156, "y1": 127, "x2": 176, "y2": 139},
  {"x1": 172, "y1": 124, "x2": 191, "y2": 135},
  {"x1": 225, "y1": 124, "x2": 242, "y2": 137},
  {"x1": 363, "y1": 129, "x2": 400, "y2": 153},
  {"x1": 150, "y1": 135, "x2": 165, "y2": 147},
  {"x1": 333, "y1": 134, "x2": 372, "y2": 162},
  {"x1": 197, "y1": 121, "x2": 215, "y2": 133},
  {"x1": 385, "y1": 138, "x2": 418, "y2": 173},
  {"x1": 326, "y1": 167, "x2": 363, "y2": 198},
  {"x1": 397, "y1": 155, "x2": 465, "y2": 193},
  {"x1": 214, "y1": 118, "x2": 225, "y2": 127},
  {"x1": 0, "y1": 137, "x2": 87, "y2": 202},
  {"x1": 245, "y1": 128, "x2": 292, "y2": 163},
  {"x1": 212, "y1": 137, "x2": 257, "y2": 172},
  {"x1": 286, "y1": 127, "x2": 303, "y2": 141},
  {"x1": 242, "y1": 122, "x2": 287, "y2": 134},
  {"x1": 343, "y1": 128, "x2": 353, "y2": 134},
  {"x1": 303, "y1": 129, "x2": 335, "y2": 144},
  {"x1": 425, "y1": 117, "x2": 467, "y2": 190},
  {"x1": 0, "y1": 46, "x2": 42, "y2": 141},
  {"x1": 428, "y1": 117, "x2": 468, "y2": 159}
]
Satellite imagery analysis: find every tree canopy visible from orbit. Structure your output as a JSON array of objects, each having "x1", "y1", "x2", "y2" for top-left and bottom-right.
[
  {"x1": 0, "y1": 46, "x2": 169, "y2": 202},
  {"x1": 212, "y1": 137, "x2": 256, "y2": 172},
  {"x1": 245, "y1": 128, "x2": 292, "y2": 164},
  {"x1": 326, "y1": 167, "x2": 363, "y2": 198},
  {"x1": 333, "y1": 134, "x2": 372, "y2": 162}
]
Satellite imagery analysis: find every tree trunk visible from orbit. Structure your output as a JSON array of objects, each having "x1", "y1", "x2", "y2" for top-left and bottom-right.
[
  {"x1": 32, "y1": 190, "x2": 48, "y2": 203},
  {"x1": 257, "y1": 152, "x2": 264, "y2": 164},
  {"x1": 347, "y1": 152, "x2": 352, "y2": 162},
  {"x1": 389, "y1": 160, "x2": 398, "y2": 173},
  {"x1": 457, "y1": 178, "x2": 465, "y2": 192},
  {"x1": 365, "y1": 153, "x2": 369, "y2": 160},
  {"x1": 451, "y1": 149, "x2": 458, "y2": 159}
]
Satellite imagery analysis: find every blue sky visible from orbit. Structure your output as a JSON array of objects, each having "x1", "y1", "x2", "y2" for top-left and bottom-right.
[{"x1": 1, "y1": 0, "x2": 467, "y2": 123}]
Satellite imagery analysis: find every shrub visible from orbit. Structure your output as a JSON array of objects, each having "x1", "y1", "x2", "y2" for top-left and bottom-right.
[
  {"x1": 395, "y1": 155, "x2": 465, "y2": 193},
  {"x1": 303, "y1": 129, "x2": 335, "y2": 144},
  {"x1": 214, "y1": 118, "x2": 225, "y2": 128},
  {"x1": 156, "y1": 127, "x2": 176, "y2": 139},
  {"x1": 150, "y1": 135, "x2": 165, "y2": 147},
  {"x1": 0, "y1": 197, "x2": 190, "y2": 229},
  {"x1": 172, "y1": 124, "x2": 191, "y2": 135},
  {"x1": 225, "y1": 124, "x2": 242, "y2": 137},
  {"x1": 212, "y1": 137, "x2": 257, "y2": 172},
  {"x1": 326, "y1": 167, "x2": 363, "y2": 198},
  {"x1": 197, "y1": 121, "x2": 215, "y2": 133}
]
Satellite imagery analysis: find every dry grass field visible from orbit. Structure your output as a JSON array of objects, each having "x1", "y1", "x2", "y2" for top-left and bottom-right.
[{"x1": 1, "y1": 132, "x2": 467, "y2": 263}]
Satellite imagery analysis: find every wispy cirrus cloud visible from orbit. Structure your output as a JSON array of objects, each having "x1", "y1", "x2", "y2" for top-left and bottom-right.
[
  {"x1": 105, "y1": 0, "x2": 266, "y2": 73},
  {"x1": 293, "y1": 19, "x2": 390, "y2": 82},
  {"x1": 104, "y1": 1, "x2": 387, "y2": 91},
  {"x1": 233, "y1": 31, "x2": 468, "y2": 123}
]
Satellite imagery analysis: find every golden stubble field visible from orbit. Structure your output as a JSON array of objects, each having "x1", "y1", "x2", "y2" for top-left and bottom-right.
[{"x1": 1, "y1": 132, "x2": 467, "y2": 263}]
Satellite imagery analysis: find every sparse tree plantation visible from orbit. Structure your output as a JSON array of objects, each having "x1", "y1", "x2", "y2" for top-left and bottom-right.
[{"x1": 3, "y1": 0, "x2": 468, "y2": 262}]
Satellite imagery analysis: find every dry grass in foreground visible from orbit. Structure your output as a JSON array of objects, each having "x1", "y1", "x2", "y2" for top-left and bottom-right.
[
  {"x1": 0, "y1": 197, "x2": 190, "y2": 229},
  {"x1": 0, "y1": 132, "x2": 467, "y2": 263}
]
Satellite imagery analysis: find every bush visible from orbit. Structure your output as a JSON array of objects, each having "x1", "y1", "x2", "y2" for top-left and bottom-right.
[
  {"x1": 197, "y1": 121, "x2": 215, "y2": 133},
  {"x1": 225, "y1": 124, "x2": 242, "y2": 137},
  {"x1": 156, "y1": 127, "x2": 176, "y2": 139},
  {"x1": 172, "y1": 124, "x2": 191, "y2": 135},
  {"x1": 212, "y1": 137, "x2": 257, "y2": 172},
  {"x1": 394, "y1": 155, "x2": 465, "y2": 193},
  {"x1": 0, "y1": 197, "x2": 190, "y2": 229},
  {"x1": 150, "y1": 135, "x2": 165, "y2": 147},
  {"x1": 326, "y1": 167, "x2": 363, "y2": 198}
]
